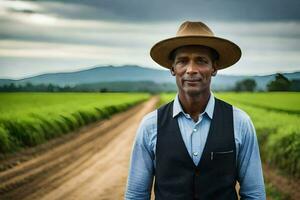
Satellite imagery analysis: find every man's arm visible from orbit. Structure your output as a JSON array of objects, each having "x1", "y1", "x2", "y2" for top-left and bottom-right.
[
  {"x1": 125, "y1": 114, "x2": 155, "y2": 200},
  {"x1": 237, "y1": 112, "x2": 266, "y2": 200}
]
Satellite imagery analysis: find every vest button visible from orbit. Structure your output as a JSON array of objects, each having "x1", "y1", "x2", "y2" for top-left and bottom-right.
[{"x1": 195, "y1": 169, "x2": 200, "y2": 176}]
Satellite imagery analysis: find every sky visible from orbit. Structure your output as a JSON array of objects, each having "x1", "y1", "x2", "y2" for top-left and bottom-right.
[{"x1": 0, "y1": 0, "x2": 299, "y2": 79}]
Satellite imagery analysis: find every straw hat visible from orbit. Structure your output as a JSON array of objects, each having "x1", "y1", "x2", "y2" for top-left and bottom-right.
[{"x1": 150, "y1": 21, "x2": 241, "y2": 70}]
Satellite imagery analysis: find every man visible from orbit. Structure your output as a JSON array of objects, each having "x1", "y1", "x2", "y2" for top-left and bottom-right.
[{"x1": 125, "y1": 21, "x2": 266, "y2": 200}]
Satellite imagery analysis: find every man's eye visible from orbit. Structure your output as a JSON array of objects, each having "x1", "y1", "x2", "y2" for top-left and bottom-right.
[
  {"x1": 197, "y1": 59, "x2": 208, "y2": 64},
  {"x1": 176, "y1": 60, "x2": 186, "y2": 65}
]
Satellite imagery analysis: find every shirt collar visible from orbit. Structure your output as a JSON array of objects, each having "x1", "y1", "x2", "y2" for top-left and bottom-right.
[{"x1": 172, "y1": 91, "x2": 215, "y2": 120}]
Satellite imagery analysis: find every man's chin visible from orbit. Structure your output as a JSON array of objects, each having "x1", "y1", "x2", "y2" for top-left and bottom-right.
[{"x1": 185, "y1": 88, "x2": 203, "y2": 97}]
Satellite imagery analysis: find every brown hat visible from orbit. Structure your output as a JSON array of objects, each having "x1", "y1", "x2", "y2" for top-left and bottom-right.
[{"x1": 150, "y1": 21, "x2": 242, "y2": 70}]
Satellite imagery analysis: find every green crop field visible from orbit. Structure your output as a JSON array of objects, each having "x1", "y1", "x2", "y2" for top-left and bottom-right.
[
  {"x1": 217, "y1": 92, "x2": 300, "y2": 114},
  {"x1": 0, "y1": 92, "x2": 150, "y2": 154},
  {"x1": 159, "y1": 92, "x2": 300, "y2": 179}
]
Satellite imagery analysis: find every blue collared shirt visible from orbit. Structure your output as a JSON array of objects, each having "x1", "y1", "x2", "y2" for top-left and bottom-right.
[{"x1": 125, "y1": 92, "x2": 266, "y2": 200}]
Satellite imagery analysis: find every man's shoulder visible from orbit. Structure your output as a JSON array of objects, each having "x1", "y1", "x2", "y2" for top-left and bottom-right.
[
  {"x1": 215, "y1": 98, "x2": 251, "y2": 123},
  {"x1": 231, "y1": 105, "x2": 257, "y2": 142},
  {"x1": 232, "y1": 106, "x2": 251, "y2": 122},
  {"x1": 139, "y1": 109, "x2": 158, "y2": 130},
  {"x1": 157, "y1": 100, "x2": 174, "y2": 111},
  {"x1": 136, "y1": 110, "x2": 158, "y2": 145}
]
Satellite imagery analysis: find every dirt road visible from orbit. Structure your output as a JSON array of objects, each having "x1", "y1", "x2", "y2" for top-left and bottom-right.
[{"x1": 0, "y1": 97, "x2": 158, "y2": 200}]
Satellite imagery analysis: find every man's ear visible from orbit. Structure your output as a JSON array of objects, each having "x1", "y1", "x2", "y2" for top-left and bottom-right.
[
  {"x1": 212, "y1": 61, "x2": 218, "y2": 76},
  {"x1": 212, "y1": 68, "x2": 218, "y2": 76},
  {"x1": 170, "y1": 66, "x2": 176, "y2": 76}
]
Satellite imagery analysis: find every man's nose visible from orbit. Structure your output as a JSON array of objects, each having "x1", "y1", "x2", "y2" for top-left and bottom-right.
[{"x1": 186, "y1": 61, "x2": 198, "y2": 74}]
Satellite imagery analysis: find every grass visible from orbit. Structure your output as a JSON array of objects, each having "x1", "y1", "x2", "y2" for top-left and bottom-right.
[
  {"x1": 266, "y1": 182, "x2": 291, "y2": 200},
  {"x1": 217, "y1": 92, "x2": 300, "y2": 114},
  {"x1": 0, "y1": 92, "x2": 150, "y2": 154}
]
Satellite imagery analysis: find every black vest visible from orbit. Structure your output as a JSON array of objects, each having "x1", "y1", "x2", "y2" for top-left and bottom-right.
[{"x1": 155, "y1": 98, "x2": 238, "y2": 200}]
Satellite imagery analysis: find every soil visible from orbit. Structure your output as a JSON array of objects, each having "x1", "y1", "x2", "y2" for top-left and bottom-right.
[
  {"x1": 0, "y1": 97, "x2": 158, "y2": 200},
  {"x1": 263, "y1": 163, "x2": 300, "y2": 200}
]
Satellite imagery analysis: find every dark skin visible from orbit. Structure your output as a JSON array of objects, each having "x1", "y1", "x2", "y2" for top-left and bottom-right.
[{"x1": 170, "y1": 45, "x2": 218, "y2": 122}]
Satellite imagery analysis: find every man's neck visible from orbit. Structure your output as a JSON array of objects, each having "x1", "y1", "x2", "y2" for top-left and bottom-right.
[{"x1": 178, "y1": 91, "x2": 211, "y2": 122}]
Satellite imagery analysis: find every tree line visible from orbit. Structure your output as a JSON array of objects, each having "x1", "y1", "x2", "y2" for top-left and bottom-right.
[
  {"x1": 234, "y1": 73, "x2": 300, "y2": 92},
  {"x1": 0, "y1": 73, "x2": 299, "y2": 92},
  {"x1": 0, "y1": 82, "x2": 74, "y2": 92},
  {"x1": 0, "y1": 81, "x2": 176, "y2": 93}
]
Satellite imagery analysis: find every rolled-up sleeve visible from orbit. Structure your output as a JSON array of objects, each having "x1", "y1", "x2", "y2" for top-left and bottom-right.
[
  {"x1": 237, "y1": 112, "x2": 266, "y2": 200},
  {"x1": 125, "y1": 113, "x2": 155, "y2": 200}
]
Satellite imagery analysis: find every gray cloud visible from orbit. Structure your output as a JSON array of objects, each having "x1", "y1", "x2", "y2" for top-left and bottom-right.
[
  {"x1": 22, "y1": 0, "x2": 300, "y2": 22},
  {"x1": 0, "y1": 0, "x2": 299, "y2": 78}
]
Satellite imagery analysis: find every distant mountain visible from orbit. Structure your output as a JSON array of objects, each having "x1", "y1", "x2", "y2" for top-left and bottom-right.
[
  {"x1": 0, "y1": 65, "x2": 299, "y2": 91},
  {"x1": 0, "y1": 65, "x2": 174, "y2": 86},
  {"x1": 0, "y1": 79, "x2": 15, "y2": 86}
]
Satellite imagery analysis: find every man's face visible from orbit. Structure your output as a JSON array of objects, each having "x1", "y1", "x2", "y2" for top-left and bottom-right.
[{"x1": 171, "y1": 45, "x2": 218, "y2": 97}]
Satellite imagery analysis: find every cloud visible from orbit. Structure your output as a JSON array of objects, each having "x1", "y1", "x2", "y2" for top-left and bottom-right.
[
  {"x1": 2, "y1": 0, "x2": 300, "y2": 23},
  {"x1": 0, "y1": 0, "x2": 299, "y2": 78},
  {"x1": 19, "y1": 0, "x2": 300, "y2": 22}
]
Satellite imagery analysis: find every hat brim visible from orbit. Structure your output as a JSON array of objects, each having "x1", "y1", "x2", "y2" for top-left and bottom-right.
[{"x1": 150, "y1": 35, "x2": 241, "y2": 70}]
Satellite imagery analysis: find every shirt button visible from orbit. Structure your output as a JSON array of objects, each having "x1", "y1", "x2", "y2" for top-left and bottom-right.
[
  {"x1": 193, "y1": 128, "x2": 197, "y2": 132},
  {"x1": 193, "y1": 152, "x2": 198, "y2": 156}
]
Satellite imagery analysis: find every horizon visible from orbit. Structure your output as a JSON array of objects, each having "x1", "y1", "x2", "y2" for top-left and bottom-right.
[
  {"x1": 0, "y1": 0, "x2": 300, "y2": 78},
  {"x1": 0, "y1": 65, "x2": 299, "y2": 81}
]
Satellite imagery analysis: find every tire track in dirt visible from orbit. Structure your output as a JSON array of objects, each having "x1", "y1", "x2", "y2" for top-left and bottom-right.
[{"x1": 0, "y1": 96, "x2": 158, "y2": 200}]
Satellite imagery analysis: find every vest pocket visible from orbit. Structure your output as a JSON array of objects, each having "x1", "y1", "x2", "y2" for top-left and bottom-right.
[{"x1": 211, "y1": 150, "x2": 234, "y2": 175}]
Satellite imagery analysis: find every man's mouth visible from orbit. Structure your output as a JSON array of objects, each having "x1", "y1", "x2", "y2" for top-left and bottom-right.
[
  {"x1": 183, "y1": 78, "x2": 203, "y2": 86},
  {"x1": 183, "y1": 78, "x2": 202, "y2": 83}
]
